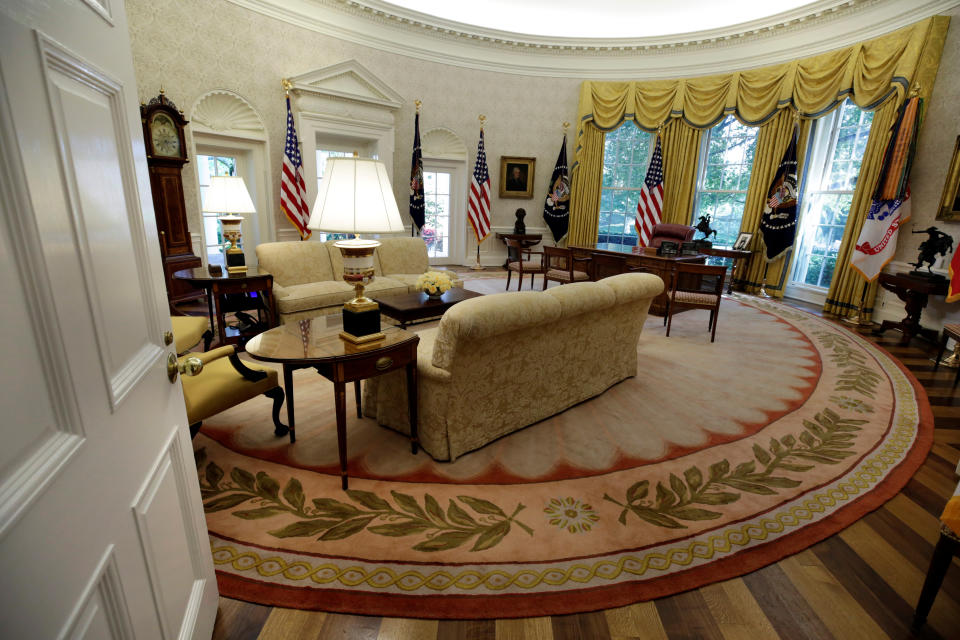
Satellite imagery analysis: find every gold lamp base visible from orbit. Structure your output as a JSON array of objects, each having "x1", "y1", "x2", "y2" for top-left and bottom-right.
[{"x1": 335, "y1": 238, "x2": 385, "y2": 344}]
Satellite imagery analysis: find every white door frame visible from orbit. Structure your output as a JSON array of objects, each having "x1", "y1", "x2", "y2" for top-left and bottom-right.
[{"x1": 422, "y1": 158, "x2": 467, "y2": 265}]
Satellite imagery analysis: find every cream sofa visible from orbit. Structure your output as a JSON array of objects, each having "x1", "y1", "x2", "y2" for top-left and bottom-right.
[
  {"x1": 363, "y1": 272, "x2": 664, "y2": 461},
  {"x1": 256, "y1": 237, "x2": 462, "y2": 324}
]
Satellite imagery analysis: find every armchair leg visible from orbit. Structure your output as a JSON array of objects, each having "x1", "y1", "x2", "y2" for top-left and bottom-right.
[
  {"x1": 201, "y1": 329, "x2": 213, "y2": 351},
  {"x1": 666, "y1": 308, "x2": 674, "y2": 337},
  {"x1": 505, "y1": 269, "x2": 512, "y2": 290},
  {"x1": 914, "y1": 530, "x2": 959, "y2": 628},
  {"x1": 263, "y1": 386, "x2": 289, "y2": 439},
  {"x1": 189, "y1": 422, "x2": 202, "y2": 439}
]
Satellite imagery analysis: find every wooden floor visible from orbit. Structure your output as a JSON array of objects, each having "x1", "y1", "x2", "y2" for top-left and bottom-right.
[{"x1": 209, "y1": 296, "x2": 960, "y2": 640}]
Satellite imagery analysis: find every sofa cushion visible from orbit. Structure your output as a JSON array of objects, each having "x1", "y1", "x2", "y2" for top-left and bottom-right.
[
  {"x1": 275, "y1": 280, "x2": 354, "y2": 314},
  {"x1": 257, "y1": 241, "x2": 335, "y2": 286},
  {"x1": 363, "y1": 277, "x2": 409, "y2": 297},
  {"x1": 544, "y1": 280, "x2": 616, "y2": 318},
  {"x1": 376, "y1": 237, "x2": 430, "y2": 275}
]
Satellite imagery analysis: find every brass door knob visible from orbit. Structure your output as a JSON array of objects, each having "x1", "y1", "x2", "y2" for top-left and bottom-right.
[{"x1": 167, "y1": 354, "x2": 203, "y2": 382}]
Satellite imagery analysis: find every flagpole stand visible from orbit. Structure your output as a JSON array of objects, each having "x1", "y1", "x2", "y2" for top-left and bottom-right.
[
  {"x1": 471, "y1": 244, "x2": 484, "y2": 271},
  {"x1": 842, "y1": 281, "x2": 877, "y2": 328},
  {"x1": 936, "y1": 341, "x2": 960, "y2": 368},
  {"x1": 758, "y1": 264, "x2": 773, "y2": 299}
]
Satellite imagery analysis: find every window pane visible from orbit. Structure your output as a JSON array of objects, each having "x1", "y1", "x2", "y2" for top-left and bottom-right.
[
  {"x1": 599, "y1": 122, "x2": 653, "y2": 248},
  {"x1": 692, "y1": 115, "x2": 759, "y2": 249}
]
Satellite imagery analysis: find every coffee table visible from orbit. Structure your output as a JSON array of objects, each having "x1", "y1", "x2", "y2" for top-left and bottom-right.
[
  {"x1": 245, "y1": 322, "x2": 419, "y2": 490},
  {"x1": 373, "y1": 287, "x2": 483, "y2": 329}
]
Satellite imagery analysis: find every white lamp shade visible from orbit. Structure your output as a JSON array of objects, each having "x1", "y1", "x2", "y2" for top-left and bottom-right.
[
  {"x1": 308, "y1": 157, "x2": 405, "y2": 234},
  {"x1": 203, "y1": 176, "x2": 256, "y2": 214}
]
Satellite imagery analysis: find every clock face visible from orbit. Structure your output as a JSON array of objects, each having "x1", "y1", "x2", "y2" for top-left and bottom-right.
[{"x1": 150, "y1": 112, "x2": 181, "y2": 158}]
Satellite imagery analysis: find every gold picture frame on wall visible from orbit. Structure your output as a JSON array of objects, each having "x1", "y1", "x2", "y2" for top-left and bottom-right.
[
  {"x1": 937, "y1": 135, "x2": 960, "y2": 221},
  {"x1": 499, "y1": 156, "x2": 535, "y2": 199}
]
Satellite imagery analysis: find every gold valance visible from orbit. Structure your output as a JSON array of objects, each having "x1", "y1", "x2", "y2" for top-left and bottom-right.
[{"x1": 574, "y1": 17, "x2": 945, "y2": 138}]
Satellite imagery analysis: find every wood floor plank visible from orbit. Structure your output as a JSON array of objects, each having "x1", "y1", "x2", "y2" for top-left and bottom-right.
[
  {"x1": 810, "y1": 536, "x2": 943, "y2": 640},
  {"x1": 913, "y1": 465, "x2": 958, "y2": 500},
  {"x1": 699, "y1": 579, "x2": 778, "y2": 640},
  {"x1": 550, "y1": 611, "x2": 611, "y2": 640},
  {"x1": 777, "y1": 550, "x2": 888, "y2": 640},
  {"x1": 882, "y1": 494, "x2": 944, "y2": 545},
  {"x1": 319, "y1": 613, "x2": 382, "y2": 640},
  {"x1": 212, "y1": 598, "x2": 271, "y2": 640},
  {"x1": 437, "y1": 619, "x2": 496, "y2": 640},
  {"x1": 377, "y1": 617, "x2": 439, "y2": 640},
  {"x1": 838, "y1": 519, "x2": 960, "y2": 639},
  {"x1": 904, "y1": 478, "x2": 952, "y2": 518},
  {"x1": 741, "y1": 564, "x2": 835, "y2": 640},
  {"x1": 603, "y1": 602, "x2": 667, "y2": 640},
  {"x1": 934, "y1": 428, "x2": 960, "y2": 443},
  {"x1": 654, "y1": 590, "x2": 725, "y2": 640},
  {"x1": 495, "y1": 616, "x2": 553, "y2": 640},
  {"x1": 256, "y1": 608, "x2": 327, "y2": 639}
]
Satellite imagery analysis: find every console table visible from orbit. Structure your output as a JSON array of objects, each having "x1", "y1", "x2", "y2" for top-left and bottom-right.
[
  {"x1": 874, "y1": 272, "x2": 948, "y2": 344},
  {"x1": 174, "y1": 267, "x2": 275, "y2": 349}
]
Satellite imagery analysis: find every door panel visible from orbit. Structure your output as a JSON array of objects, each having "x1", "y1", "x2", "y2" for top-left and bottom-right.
[{"x1": 0, "y1": 2, "x2": 217, "y2": 638}]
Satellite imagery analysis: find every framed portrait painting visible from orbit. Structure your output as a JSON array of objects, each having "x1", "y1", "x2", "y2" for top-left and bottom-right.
[
  {"x1": 499, "y1": 156, "x2": 535, "y2": 199},
  {"x1": 938, "y1": 135, "x2": 960, "y2": 221}
]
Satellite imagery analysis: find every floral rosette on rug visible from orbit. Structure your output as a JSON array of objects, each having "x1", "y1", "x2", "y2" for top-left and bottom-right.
[{"x1": 416, "y1": 270, "x2": 452, "y2": 298}]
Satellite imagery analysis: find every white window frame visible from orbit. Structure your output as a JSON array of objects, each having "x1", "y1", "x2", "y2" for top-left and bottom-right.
[{"x1": 422, "y1": 158, "x2": 466, "y2": 265}]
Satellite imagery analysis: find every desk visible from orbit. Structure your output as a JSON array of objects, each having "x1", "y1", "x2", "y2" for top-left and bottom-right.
[
  {"x1": 496, "y1": 233, "x2": 542, "y2": 267},
  {"x1": 174, "y1": 267, "x2": 275, "y2": 349},
  {"x1": 874, "y1": 272, "x2": 948, "y2": 344},
  {"x1": 569, "y1": 245, "x2": 705, "y2": 316},
  {"x1": 704, "y1": 246, "x2": 753, "y2": 293},
  {"x1": 246, "y1": 323, "x2": 419, "y2": 490}
]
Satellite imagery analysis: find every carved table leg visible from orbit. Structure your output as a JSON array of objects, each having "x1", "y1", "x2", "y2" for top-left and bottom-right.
[{"x1": 334, "y1": 380, "x2": 348, "y2": 490}]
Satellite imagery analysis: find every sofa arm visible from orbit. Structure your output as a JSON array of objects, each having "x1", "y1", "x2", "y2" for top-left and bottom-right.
[
  {"x1": 419, "y1": 361, "x2": 451, "y2": 383},
  {"x1": 273, "y1": 282, "x2": 290, "y2": 299}
]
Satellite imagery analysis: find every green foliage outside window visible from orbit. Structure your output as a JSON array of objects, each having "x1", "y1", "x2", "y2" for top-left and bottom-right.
[{"x1": 599, "y1": 122, "x2": 653, "y2": 251}]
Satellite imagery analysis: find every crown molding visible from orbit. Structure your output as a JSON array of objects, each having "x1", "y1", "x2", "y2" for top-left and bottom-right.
[{"x1": 228, "y1": 0, "x2": 960, "y2": 78}]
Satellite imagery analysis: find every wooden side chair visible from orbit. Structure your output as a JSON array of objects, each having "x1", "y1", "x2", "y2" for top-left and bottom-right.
[
  {"x1": 542, "y1": 246, "x2": 591, "y2": 289},
  {"x1": 664, "y1": 262, "x2": 727, "y2": 343},
  {"x1": 505, "y1": 237, "x2": 545, "y2": 290}
]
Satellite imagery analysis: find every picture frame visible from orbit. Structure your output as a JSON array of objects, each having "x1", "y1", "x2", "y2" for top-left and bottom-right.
[
  {"x1": 733, "y1": 232, "x2": 753, "y2": 251},
  {"x1": 657, "y1": 241, "x2": 679, "y2": 256},
  {"x1": 937, "y1": 135, "x2": 960, "y2": 221},
  {"x1": 499, "y1": 156, "x2": 535, "y2": 199},
  {"x1": 680, "y1": 241, "x2": 699, "y2": 256}
]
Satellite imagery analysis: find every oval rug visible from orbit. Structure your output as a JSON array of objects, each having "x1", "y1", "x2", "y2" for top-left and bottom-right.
[{"x1": 193, "y1": 296, "x2": 933, "y2": 618}]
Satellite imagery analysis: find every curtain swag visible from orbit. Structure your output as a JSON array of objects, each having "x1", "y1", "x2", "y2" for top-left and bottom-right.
[{"x1": 569, "y1": 15, "x2": 949, "y2": 313}]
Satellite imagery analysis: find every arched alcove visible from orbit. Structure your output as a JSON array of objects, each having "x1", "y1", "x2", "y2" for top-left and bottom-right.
[
  {"x1": 422, "y1": 127, "x2": 467, "y2": 161},
  {"x1": 190, "y1": 90, "x2": 267, "y2": 139}
]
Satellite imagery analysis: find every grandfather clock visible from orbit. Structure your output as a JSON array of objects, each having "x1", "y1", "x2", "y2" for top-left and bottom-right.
[{"x1": 141, "y1": 91, "x2": 202, "y2": 309}]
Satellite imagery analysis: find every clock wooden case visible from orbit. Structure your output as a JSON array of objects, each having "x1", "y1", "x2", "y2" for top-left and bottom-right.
[{"x1": 140, "y1": 91, "x2": 202, "y2": 309}]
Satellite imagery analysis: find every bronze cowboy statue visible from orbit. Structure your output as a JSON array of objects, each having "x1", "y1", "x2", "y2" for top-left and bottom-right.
[
  {"x1": 695, "y1": 215, "x2": 717, "y2": 241},
  {"x1": 911, "y1": 226, "x2": 954, "y2": 276}
]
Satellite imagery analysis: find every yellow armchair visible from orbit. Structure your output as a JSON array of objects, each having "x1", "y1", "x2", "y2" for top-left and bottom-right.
[{"x1": 177, "y1": 344, "x2": 288, "y2": 440}]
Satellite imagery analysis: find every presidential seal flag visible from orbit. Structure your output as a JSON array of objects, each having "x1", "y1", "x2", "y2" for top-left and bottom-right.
[
  {"x1": 543, "y1": 135, "x2": 570, "y2": 242},
  {"x1": 759, "y1": 127, "x2": 799, "y2": 261},
  {"x1": 409, "y1": 109, "x2": 425, "y2": 233},
  {"x1": 850, "y1": 192, "x2": 910, "y2": 282}
]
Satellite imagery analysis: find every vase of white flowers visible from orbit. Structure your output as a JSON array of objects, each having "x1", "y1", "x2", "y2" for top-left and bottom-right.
[{"x1": 416, "y1": 270, "x2": 453, "y2": 299}]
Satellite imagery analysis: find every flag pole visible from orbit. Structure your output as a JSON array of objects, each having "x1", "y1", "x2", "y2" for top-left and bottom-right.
[
  {"x1": 841, "y1": 280, "x2": 875, "y2": 328},
  {"x1": 412, "y1": 99, "x2": 421, "y2": 238},
  {"x1": 471, "y1": 114, "x2": 487, "y2": 271},
  {"x1": 759, "y1": 263, "x2": 772, "y2": 298}
]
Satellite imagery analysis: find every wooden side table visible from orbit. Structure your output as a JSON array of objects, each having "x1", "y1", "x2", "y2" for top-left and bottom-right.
[
  {"x1": 245, "y1": 323, "x2": 419, "y2": 490},
  {"x1": 874, "y1": 272, "x2": 948, "y2": 344},
  {"x1": 704, "y1": 246, "x2": 752, "y2": 293},
  {"x1": 174, "y1": 267, "x2": 275, "y2": 348},
  {"x1": 496, "y1": 232, "x2": 542, "y2": 268}
]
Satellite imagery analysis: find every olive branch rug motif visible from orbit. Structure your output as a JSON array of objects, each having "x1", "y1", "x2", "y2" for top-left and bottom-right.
[{"x1": 195, "y1": 297, "x2": 932, "y2": 618}]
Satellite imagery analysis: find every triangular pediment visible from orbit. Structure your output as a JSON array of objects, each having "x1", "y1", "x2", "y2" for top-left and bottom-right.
[{"x1": 287, "y1": 60, "x2": 403, "y2": 110}]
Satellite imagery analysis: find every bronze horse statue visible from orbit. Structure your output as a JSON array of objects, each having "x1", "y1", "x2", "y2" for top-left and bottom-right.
[
  {"x1": 911, "y1": 226, "x2": 954, "y2": 274},
  {"x1": 695, "y1": 215, "x2": 717, "y2": 240}
]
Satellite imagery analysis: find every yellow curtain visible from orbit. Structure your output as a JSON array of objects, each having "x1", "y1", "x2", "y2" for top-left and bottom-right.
[
  {"x1": 736, "y1": 112, "x2": 812, "y2": 297},
  {"x1": 822, "y1": 98, "x2": 899, "y2": 316},
  {"x1": 568, "y1": 121, "x2": 605, "y2": 246},
  {"x1": 660, "y1": 119, "x2": 703, "y2": 225}
]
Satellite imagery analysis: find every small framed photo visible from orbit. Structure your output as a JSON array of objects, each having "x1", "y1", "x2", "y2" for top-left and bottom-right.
[
  {"x1": 733, "y1": 232, "x2": 753, "y2": 251},
  {"x1": 938, "y1": 136, "x2": 960, "y2": 221},
  {"x1": 657, "y1": 241, "x2": 679, "y2": 256},
  {"x1": 499, "y1": 156, "x2": 535, "y2": 199}
]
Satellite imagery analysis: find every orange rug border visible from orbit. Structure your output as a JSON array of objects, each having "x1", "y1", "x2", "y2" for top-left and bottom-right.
[{"x1": 212, "y1": 320, "x2": 935, "y2": 619}]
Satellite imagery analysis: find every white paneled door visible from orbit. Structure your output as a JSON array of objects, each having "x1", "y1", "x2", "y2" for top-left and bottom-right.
[{"x1": 0, "y1": 2, "x2": 218, "y2": 639}]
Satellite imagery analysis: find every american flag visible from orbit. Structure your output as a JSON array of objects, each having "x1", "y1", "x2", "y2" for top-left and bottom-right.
[
  {"x1": 635, "y1": 135, "x2": 664, "y2": 248},
  {"x1": 467, "y1": 129, "x2": 491, "y2": 242},
  {"x1": 280, "y1": 96, "x2": 310, "y2": 239}
]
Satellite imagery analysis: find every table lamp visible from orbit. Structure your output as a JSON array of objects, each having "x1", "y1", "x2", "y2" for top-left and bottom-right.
[
  {"x1": 203, "y1": 176, "x2": 256, "y2": 274},
  {"x1": 308, "y1": 157, "x2": 405, "y2": 344}
]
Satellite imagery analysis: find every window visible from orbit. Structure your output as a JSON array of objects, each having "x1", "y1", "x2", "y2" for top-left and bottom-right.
[
  {"x1": 599, "y1": 122, "x2": 653, "y2": 252},
  {"x1": 423, "y1": 170, "x2": 451, "y2": 258},
  {"x1": 790, "y1": 100, "x2": 874, "y2": 292},
  {"x1": 197, "y1": 154, "x2": 237, "y2": 266},
  {"x1": 692, "y1": 117, "x2": 758, "y2": 251}
]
